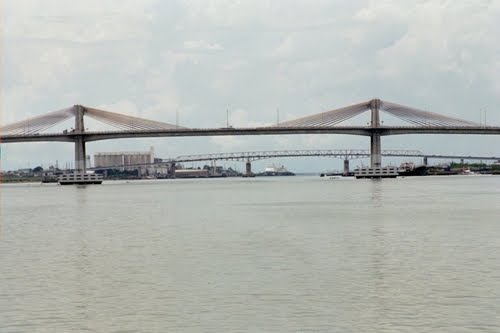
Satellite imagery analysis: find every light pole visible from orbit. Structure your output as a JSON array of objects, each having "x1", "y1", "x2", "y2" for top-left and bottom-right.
[{"x1": 480, "y1": 106, "x2": 487, "y2": 127}]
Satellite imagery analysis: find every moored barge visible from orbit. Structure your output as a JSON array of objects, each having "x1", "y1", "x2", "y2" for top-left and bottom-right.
[
  {"x1": 354, "y1": 167, "x2": 399, "y2": 179},
  {"x1": 58, "y1": 172, "x2": 103, "y2": 185}
]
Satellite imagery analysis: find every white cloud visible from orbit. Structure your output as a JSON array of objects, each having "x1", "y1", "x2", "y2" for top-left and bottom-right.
[
  {"x1": 183, "y1": 40, "x2": 223, "y2": 51},
  {"x1": 4, "y1": 0, "x2": 156, "y2": 42},
  {"x1": 375, "y1": 1, "x2": 500, "y2": 80},
  {"x1": 210, "y1": 136, "x2": 246, "y2": 151}
]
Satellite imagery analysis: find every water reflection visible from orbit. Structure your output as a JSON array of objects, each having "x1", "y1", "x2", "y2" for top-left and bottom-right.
[
  {"x1": 369, "y1": 216, "x2": 391, "y2": 328},
  {"x1": 1, "y1": 177, "x2": 500, "y2": 332},
  {"x1": 369, "y1": 179, "x2": 383, "y2": 206},
  {"x1": 74, "y1": 218, "x2": 91, "y2": 329}
]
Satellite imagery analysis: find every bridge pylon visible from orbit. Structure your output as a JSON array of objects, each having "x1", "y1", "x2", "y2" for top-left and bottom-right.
[
  {"x1": 369, "y1": 99, "x2": 382, "y2": 168},
  {"x1": 74, "y1": 105, "x2": 87, "y2": 172}
]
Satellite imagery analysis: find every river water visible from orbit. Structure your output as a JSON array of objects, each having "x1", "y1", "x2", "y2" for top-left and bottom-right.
[{"x1": 1, "y1": 176, "x2": 500, "y2": 332}]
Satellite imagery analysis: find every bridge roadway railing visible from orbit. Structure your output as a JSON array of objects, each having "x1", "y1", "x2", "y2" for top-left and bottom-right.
[
  {"x1": 167, "y1": 149, "x2": 425, "y2": 163},
  {"x1": 2, "y1": 126, "x2": 500, "y2": 143}
]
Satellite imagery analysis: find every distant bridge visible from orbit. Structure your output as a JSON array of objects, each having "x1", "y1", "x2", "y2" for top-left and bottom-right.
[
  {"x1": 162, "y1": 149, "x2": 500, "y2": 163},
  {"x1": 87, "y1": 149, "x2": 500, "y2": 175},
  {"x1": 1, "y1": 99, "x2": 499, "y2": 171}
]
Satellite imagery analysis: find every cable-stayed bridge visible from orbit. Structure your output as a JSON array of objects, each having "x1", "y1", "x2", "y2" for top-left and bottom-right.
[{"x1": 1, "y1": 99, "x2": 499, "y2": 171}]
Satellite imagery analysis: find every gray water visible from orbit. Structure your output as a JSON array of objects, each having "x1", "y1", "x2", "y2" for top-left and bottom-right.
[{"x1": 1, "y1": 176, "x2": 500, "y2": 332}]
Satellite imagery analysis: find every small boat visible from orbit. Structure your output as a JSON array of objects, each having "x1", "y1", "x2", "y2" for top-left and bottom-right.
[
  {"x1": 58, "y1": 172, "x2": 103, "y2": 185},
  {"x1": 329, "y1": 175, "x2": 355, "y2": 180},
  {"x1": 41, "y1": 175, "x2": 58, "y2": 183},
  {"x1": 398, "y1": 162, "x2": 427, "y2": 176},
  {"x1": 460, "y1": 168, "x2": 478, "y2": 175}
]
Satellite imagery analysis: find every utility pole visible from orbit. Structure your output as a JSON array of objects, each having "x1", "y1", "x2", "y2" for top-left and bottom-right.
[{"x1": 480, "y1": 106, "x2": 488, "y2": 127}]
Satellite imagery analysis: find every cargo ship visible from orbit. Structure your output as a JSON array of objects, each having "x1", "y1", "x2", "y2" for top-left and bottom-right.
[
  {"x1": 256, "y1": 164, "x2": 295, "y2": 176},
  {"x1": 398, "y1": 162, "x2": 427, "y2": 176}
]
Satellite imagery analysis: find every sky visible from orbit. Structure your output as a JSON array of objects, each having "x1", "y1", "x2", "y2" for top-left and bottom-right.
[{"x1": 1, "y1": 0, "x2": 499, "y2": 172}]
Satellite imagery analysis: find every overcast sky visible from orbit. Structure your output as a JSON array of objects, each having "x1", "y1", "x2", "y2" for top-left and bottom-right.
[{"x1": 1, "y1": 0, "x2": 499, "y2": 172}]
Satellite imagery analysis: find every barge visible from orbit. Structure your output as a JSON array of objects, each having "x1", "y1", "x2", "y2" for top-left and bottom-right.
[
  {"x1": 354, "y1": 167, "x2": 399, "y2": 179},
  {"x1": 58, "y1": 172, "x2": 103, "y2": 185}
]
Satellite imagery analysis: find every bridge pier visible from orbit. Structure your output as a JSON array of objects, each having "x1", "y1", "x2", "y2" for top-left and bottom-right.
[
  {"x1": 169, "y1": 162, "x2": 176, "y2": 178},
  {"x1": 74, "y1": 105, "x2": 86, "y2": 172},
  {"x1": 370, "y1": 134, "x2": 381, "y2": 168},
  {"x1": 245, "y1": 160, "x2": 253, "y2": 177},
  {"x1": 343, "y1": 159, "x2": 349, "y2": 175},
  {"x1": 211, "y1": 160, "x2": 217, "y2": 176},
  {"x1": 370, "y1": 99, "x2": 382, "y2": 168},
  {"x1": 75, "y1": 139, "x2": 86, "y2": 172},
  {"x1": 423, "y1": 156, "x2": 428, "y2": 166}
]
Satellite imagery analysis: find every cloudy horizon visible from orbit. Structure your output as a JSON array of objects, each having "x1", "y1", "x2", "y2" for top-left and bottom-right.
[{"x1": 1, "y1": 0, "x2": 499, "y2": 172}]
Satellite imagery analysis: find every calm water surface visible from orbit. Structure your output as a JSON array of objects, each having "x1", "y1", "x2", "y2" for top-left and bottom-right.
[{"x1": 1, "y1": 176, "x2": 500, "y2": 332}]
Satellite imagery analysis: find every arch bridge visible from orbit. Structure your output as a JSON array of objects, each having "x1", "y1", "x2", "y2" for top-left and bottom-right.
[{"x1": 87, "y1": 149, "x2": 500, "y2": 176}]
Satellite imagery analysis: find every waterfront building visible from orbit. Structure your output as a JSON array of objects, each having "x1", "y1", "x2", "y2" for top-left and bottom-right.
[{"x1": 94, "y1": 147, "x2": 155, "y2": 176}]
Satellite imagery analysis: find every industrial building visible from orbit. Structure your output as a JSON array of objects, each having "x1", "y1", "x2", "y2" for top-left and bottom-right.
[
  {"x1": 94, "y1": 147, "x2": 154, "y2": 168},
  {"x1": 93, "y1": 147, "x2": 159, "y2": 177}
]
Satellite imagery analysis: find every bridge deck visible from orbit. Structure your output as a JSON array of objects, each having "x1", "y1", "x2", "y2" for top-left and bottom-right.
[{"x1": 2, "y1": 126, "x2": 500, "y2": 143}]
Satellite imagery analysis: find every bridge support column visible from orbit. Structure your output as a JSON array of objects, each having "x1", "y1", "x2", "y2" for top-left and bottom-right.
[
  {"x1": 245, "y1": 161, "x2": 252, "y2": 177},
  {"x1": 75, "y1": 138, "x2": 86, "y2": 172},
  {"x1": 169, "y1": 162, "x2": 176, "y2": 178},
  {"x1": 423, "y1": 156, "x2": 428, "y2": 166},
  {"x1": 343, "y1": 159, "x2": 349, "y2": 175},
  {"x1": 211, "y1": 160, "x2": 217, "y2": 176},
  {"x1": 370, "y1": 133, "x2": 381, "y2": 168},
  {"x1": 74, "y1": 105, "x2": 86, "y2": 172},
  {"x1": 369, "y1": 99, "x2": 382, "y2": 168}
]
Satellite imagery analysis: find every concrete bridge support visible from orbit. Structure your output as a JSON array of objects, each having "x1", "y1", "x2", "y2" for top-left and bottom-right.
[
  {"x1": 74, "y1": 105, "x2": 87, "y2": 172},
  {"x1": 423, "y1": 156, "x2": 428, "y2": 166},
  {"x1": 75, "y1": 138, "x2": 86, "y2": 172},
  {"x1": 343, "y1": 159, "x2": 349, "y2": 175},
  {"x1": 370, "y1": 99, "x2": 382, "y2": 168},
  {"x1": 211, "y1": 160, "x2": 217, "y2": 176},
  {"x1": 168, "y1": 162, "x2": 176, "y2": 178},
  {"x1": 245, "y1": 161, "x2": 253, "y2": 177},
  {"x1": 370, "y1": 134, "x2": 381, "y2": 168}
]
